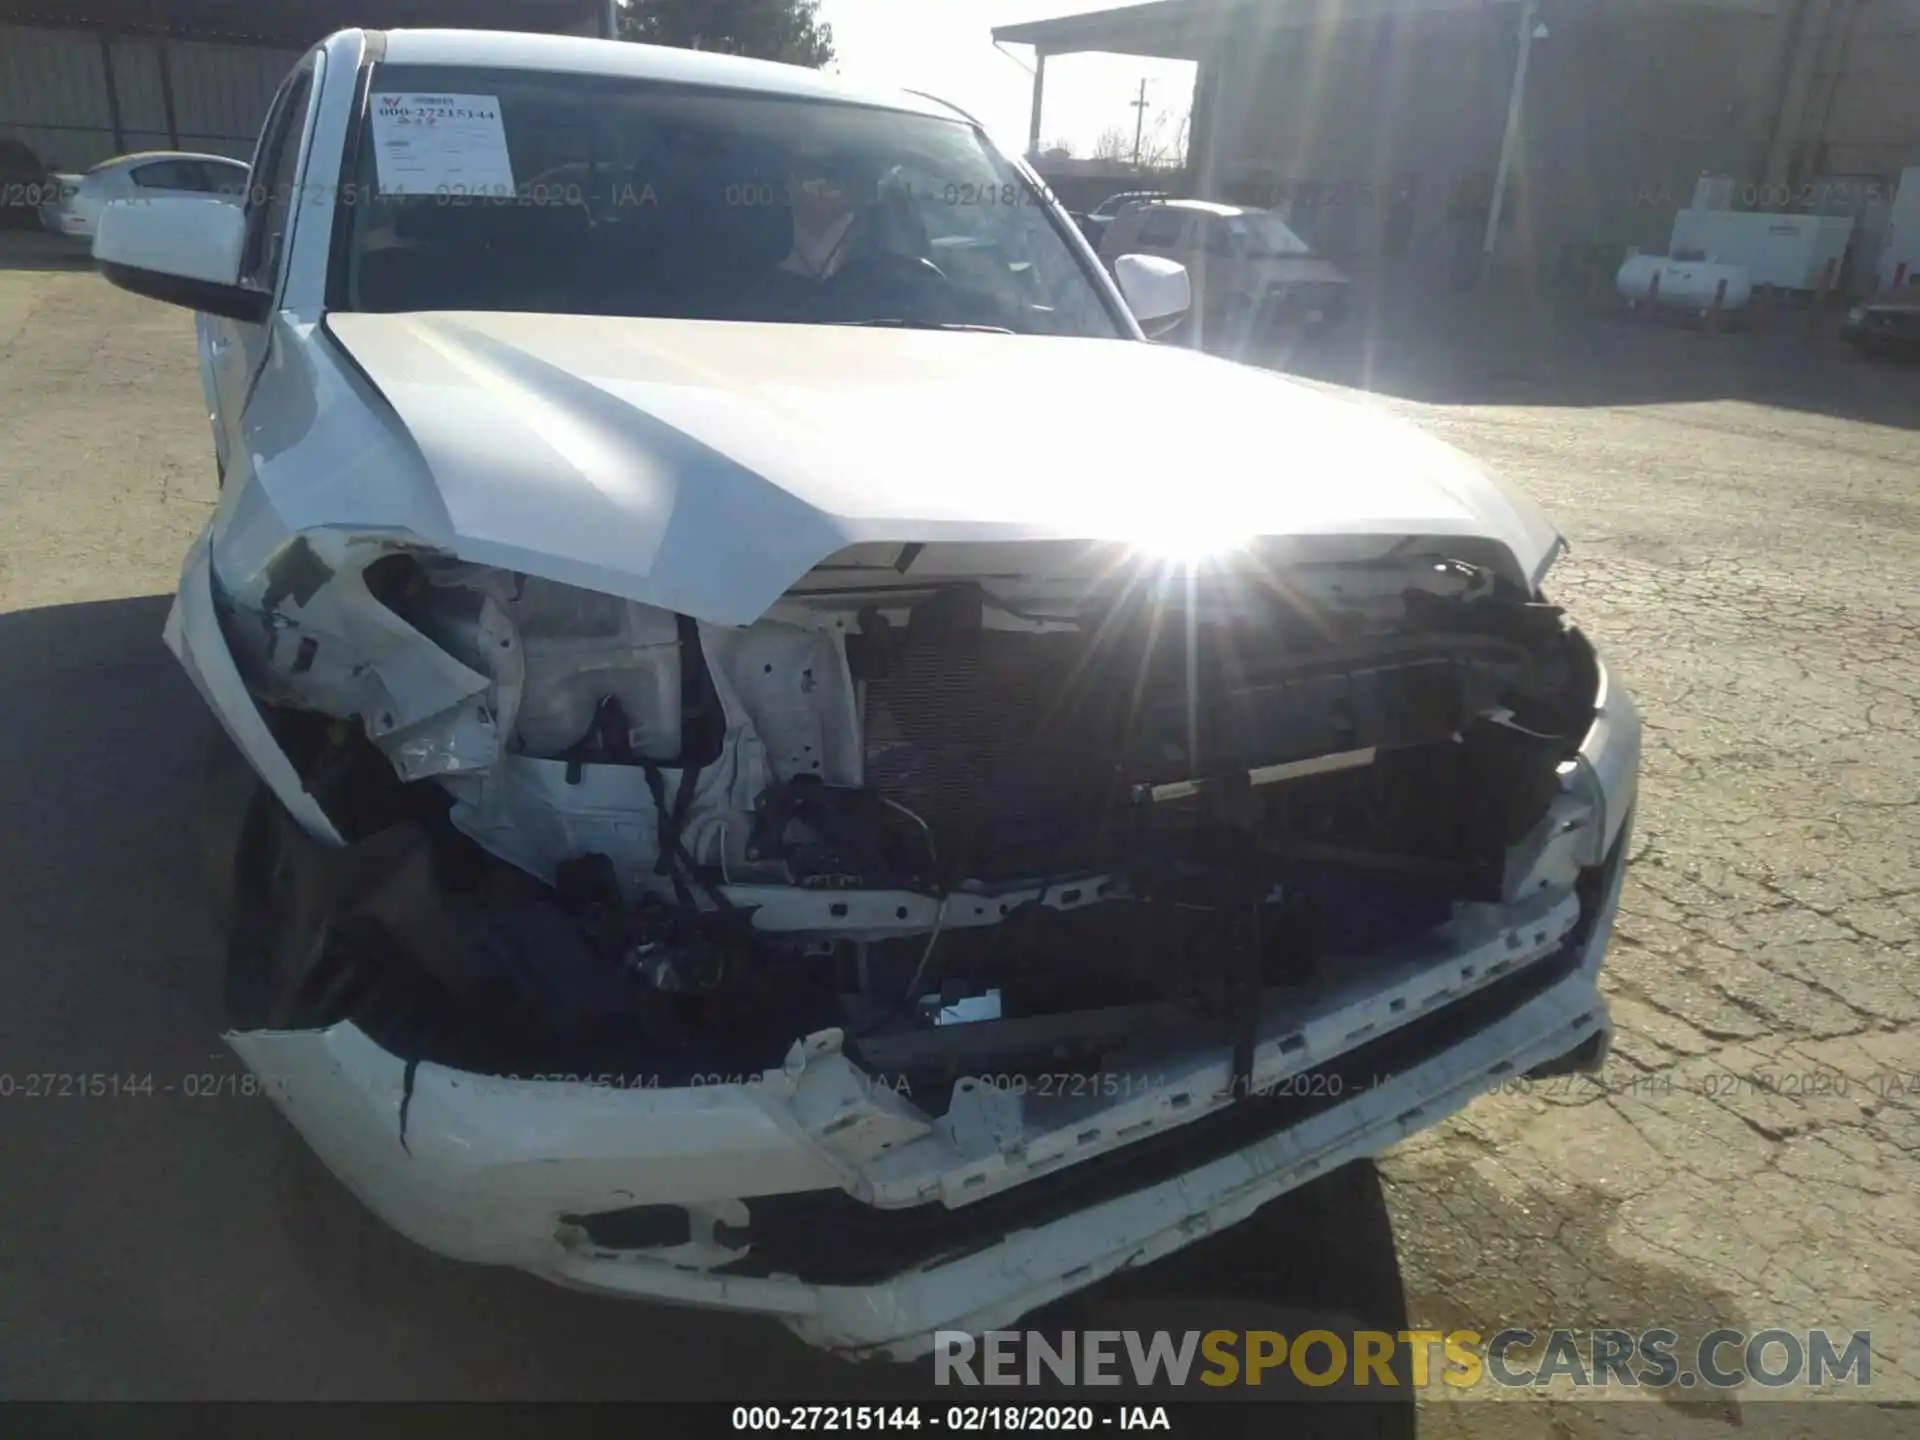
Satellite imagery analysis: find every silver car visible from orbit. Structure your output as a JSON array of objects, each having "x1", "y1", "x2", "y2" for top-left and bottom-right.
[{"x1": 41, "y1": 151, "x2": 247, "y2": 241}]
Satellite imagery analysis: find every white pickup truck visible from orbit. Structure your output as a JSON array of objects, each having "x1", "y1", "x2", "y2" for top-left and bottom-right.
[{"x1": 94, "y1": 27, "x2": 1639, "y2": 1361}]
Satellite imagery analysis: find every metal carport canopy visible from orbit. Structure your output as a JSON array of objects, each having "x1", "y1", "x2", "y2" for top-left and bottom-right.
[
  {"x1": 996, "y1": 0, "x2": 1790, "y2": 237},
  {"x1": 990, "y1": 1, "x2": 1531, "y2": 161},
  {"x1": 990, "y1": 0, "x2": 1783, "y2": 59},
  {"x1": 990, "y1": 0, "x2": 1499, "y2": 61},
  {"x1": 0, "y1": 0, "x2": 615, "y2": 45}
]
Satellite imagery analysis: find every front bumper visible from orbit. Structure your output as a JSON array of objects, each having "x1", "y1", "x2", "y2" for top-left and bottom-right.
[
  {"x1": 227, "y1": 667, "x2": 1639, "y2": 1358},
  {"x1": 1256, "y1": 282, "x2": 1350, "y2": 330},
  {"x1": 1843, "y1": 311, "x2": 1920, "y2": 348}
]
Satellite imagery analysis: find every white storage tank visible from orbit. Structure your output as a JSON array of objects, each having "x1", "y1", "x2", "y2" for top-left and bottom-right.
[{"x1": 1616, "y1": 253, "x2": 1753, "y2": 311}]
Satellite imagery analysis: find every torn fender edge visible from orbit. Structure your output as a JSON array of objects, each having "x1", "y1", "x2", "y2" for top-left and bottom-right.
[
  {"x1": 165, "y1": 530, "x2": 344, "y2": 847},
  {"x1": 1577, "y1": 656, "x2": 1640, "y2": 867}
]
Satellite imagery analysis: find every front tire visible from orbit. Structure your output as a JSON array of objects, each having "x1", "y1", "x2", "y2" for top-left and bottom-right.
[{"x1": 198, "y1": 724, "x2": 262, "y2": 942}]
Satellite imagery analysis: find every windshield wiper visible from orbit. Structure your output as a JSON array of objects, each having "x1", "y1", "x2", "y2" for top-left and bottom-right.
[{"x1": 830, "y1": 318, "x2": 1016, "y2": 334}]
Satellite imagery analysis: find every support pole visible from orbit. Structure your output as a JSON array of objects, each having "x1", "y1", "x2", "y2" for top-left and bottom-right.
[
  {"x1": 98, "y1": 32, "x2": 126, "y2": 154},
  {"x1": 157, "y1": 42, "x2": 179, "y2": 149},
  {"x1": 1189, "y1": 47, "x2": 1226, "y2": 201},
  {"x1": 1027, "y1": 51, "x2": 1047, "y2": 157},
  {"x1": 1764, "y1": 0, "x2": 1835, "y2": 190},
  {"x1": 151, "y1": 0, "x2": 180, "y2": 151},
  {"x1": 1481, "y1": 0, "x2": 1539, "y2": 289},
  {"x1": 1130, "y1": 77, "x2": 1150, "y2": 169}
]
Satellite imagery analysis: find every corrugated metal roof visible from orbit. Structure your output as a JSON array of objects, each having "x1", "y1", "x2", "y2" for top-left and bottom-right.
[
  {"x1": 991, "y1": 0, "x2": 1783, "y2": 57},
  {"x1": 990, "y1": 0, "x2": 1498, "y2": 58},
  {"x1": 0, "y1": 1, "x2": 612, "y2": 46}
]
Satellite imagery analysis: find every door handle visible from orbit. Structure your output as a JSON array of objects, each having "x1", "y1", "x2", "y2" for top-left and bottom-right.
[{"x1": 208, "y1": 335, "x2": 230, "y2": 358}]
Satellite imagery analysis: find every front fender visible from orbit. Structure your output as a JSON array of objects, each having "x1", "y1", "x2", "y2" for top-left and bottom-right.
[
  {"x1": 164, "y1": 529, "x2": 343, "y2": 846},
  {"x1": 194, "y1": 314, "x2": 227, "y2": 478}
]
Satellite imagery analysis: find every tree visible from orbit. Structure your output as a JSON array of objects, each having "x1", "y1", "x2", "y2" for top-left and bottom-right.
[
  {"x1": 1135, "y1": 109, "x2": 1191, "y2": 172},
  {"x1": 1090, "y1": 127, "x2": 1133, "y2": 163},
  {"x1": 1044, "y1": 137, "x2": 1078, "y2": 159},
  {"x1": 617, "y1": 0, "x2": 835, "y2": 67}
]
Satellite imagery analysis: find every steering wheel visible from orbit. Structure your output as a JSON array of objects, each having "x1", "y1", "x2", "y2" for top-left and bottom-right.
[
  {"x1": 836, "y1": 249, "x2": 956, "y2": 323},
  {"x1": 863, "y1": 251, "x2": 948, "y2": 286}
]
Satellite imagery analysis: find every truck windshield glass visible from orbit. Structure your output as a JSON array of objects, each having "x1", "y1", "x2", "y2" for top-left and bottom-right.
[{"x1": 337, "y1": 66, "x2": 1124, "y2": 337}]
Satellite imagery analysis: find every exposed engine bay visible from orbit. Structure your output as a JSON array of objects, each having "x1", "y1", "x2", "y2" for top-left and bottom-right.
[{"x1": 215, "y1": 537, "x2": 1601, "y2": 1115}]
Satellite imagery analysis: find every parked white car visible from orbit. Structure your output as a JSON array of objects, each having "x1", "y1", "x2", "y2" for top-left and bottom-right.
[
  {"x1": 93, "y1": 27, "x2": 1638, "y2": 1361},
  {"x1": 41, "y1": 150, "x2": 247, "y2": 240}
]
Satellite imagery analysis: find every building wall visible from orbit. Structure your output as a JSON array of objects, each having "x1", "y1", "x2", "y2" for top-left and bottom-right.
[
  {"x1": 1809, "y1": 0, "x2": 1920, "y2": 178},
  {"x1": 165, "y1": 40, "x2": 302, "y2": 158},
  {"x1": 1196, "y1": 0, "x2": 1920, "y2": 285},
  {"x1": 0, "y1": 24, "x2": 299, "y2": 170},
  {"x1": 1218, "y1": 11, "x2": 1508, "y2": 200},
  {"x1": 1203, "y1": 5, "x2": 1814, "y2": 276},
  {"x1": 1509, "y1": 9, "x2": 1795, "y2": 259}
]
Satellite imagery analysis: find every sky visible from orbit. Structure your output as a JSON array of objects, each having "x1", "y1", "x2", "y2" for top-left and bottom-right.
[{"x1": 814, "y1": 0, "x2": 1196, "y2": 161}]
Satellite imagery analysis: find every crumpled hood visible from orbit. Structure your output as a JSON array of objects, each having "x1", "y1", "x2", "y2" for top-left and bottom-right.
[{"x1": 323, "y1": 311, "x2": 1562, "y2": 625}]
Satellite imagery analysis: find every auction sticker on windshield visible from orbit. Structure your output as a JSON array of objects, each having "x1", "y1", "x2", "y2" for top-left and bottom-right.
[{"x1": 370, "y1": 93, "x2": 515, "y2": 195}]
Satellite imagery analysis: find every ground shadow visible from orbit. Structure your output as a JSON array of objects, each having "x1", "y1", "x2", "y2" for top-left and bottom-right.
[
  {"x1": 1243, "y1": 285, "x2": 1920, "y2": 433},
  {"x1": 0, "y1": 595, "x2": 1407, "y2": 1407},
  {"x1": 0, "y1": 229, "x2": 91, "y2": 272},
  {"x1": 0, "y1": 597, "x2": 1842, "y2": 1424},
  {"x1": 1387, "y1": 1153, "x2": 1753, "y2": 1423}
]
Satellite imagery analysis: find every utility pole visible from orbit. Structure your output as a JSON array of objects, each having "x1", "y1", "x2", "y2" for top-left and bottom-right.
[{"x1": 1130, "y1": 78, "x2": 1151, "y2": 168}]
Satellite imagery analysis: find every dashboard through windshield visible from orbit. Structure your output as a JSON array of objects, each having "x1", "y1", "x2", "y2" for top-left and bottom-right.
[{"x1": 333, "y1": 65, "x2": 1125, "y2": 337}]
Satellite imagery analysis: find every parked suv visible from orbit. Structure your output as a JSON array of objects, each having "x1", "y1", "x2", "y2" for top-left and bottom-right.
[
  {"x1": 1843, "y1": 286, "x2": 1920, "y2": 359},
  {"x1": 1099, "y1": 198, "x2": 1353, "y2": 351},
  {"x1": 1081, "y1": 188, "x2": 1169, "y2": 243}
]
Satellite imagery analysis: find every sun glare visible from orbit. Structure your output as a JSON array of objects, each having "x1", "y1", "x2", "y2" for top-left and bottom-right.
[{"x1": 1129, "y1": 523, "x2": 1248, "y2": 565}]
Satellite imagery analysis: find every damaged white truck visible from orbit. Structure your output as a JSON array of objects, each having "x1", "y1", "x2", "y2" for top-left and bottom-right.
[{"x1": 95, "y1": 28, "x2": 1639, "y2": 1358}]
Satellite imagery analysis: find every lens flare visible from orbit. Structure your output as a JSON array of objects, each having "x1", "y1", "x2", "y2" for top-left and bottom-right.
[{"x1": 1129, "y1": 521, "x2": 1247, "y2": 564}]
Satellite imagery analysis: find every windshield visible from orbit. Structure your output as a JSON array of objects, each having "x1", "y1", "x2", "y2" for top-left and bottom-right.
[
  {"x1": 335, "y1": 65, "x2": 1124, "y2": 337},
  {"x1": 1225, "y1": 210, "x2": 1312, "y2": 256}
]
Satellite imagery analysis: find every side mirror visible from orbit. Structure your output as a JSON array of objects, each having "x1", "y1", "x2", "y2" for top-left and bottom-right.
[
  {"x1": 1113, "y1": 253, "x2": 1191, "y2": 338},
  {"x1": 93, "y1": 195, "x2": 269, "y2": 324}
]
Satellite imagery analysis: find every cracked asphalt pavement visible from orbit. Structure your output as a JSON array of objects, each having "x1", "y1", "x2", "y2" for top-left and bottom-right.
[
  {"x1": 1, "y1": 262, "x2": 1915, "y2": 1434},
  {"x1": 1289, "y1": 298, "x2": 1920, "y2": 1437}
]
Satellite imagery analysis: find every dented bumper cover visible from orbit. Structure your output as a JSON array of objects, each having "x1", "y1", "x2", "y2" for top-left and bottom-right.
[{"x1": 225, "y1": 672, "x2": 1637, "y2": 1360}]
